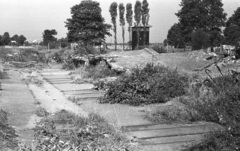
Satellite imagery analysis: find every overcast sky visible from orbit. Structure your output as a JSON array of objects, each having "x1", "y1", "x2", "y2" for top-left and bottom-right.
[{"x1": 0, "y1": 0, "x2": 239, "y2": 43}]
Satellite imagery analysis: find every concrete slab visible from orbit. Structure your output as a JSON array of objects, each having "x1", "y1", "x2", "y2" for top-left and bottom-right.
[
  {"x1": 63, "y1": 90, "x2": 104, "y2": 96},
  {"x1": 126, "y1": 124, "x2": 216, "y2": 139},
  {"x1": 53, "y1": 83, "x2": 94, "y2": 91},
  {"x1": 66, "y1": 93, "x2": 104, "y2": 99},
  {"x1": 0, "y1": 70, "x2": 38, "y2": 144}
]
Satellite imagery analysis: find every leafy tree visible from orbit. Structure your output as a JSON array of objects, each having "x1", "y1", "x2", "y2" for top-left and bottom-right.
[
  {"x1": 167, "y1": 23, "x2": 185, "y2": 48},
  {"x1": 126, "y1": 3, "x2": 133, "y2": 44},
  {"x1": 109, "y1": 2, "x2": 118, "y2": 51},
  {"x1": 43, "y1": 29, "x2": 57, "y2": 47},
  {"x1": 1, "y1": 32, "x2": 11, "y2": 45},
  {"x1": 191, "y1": 28, "x2": 210, "y2": 50},
  {"x1": 119, "y1": 3, "x2": 125, "y2": 50},
  {"x1": 163, "y1": 39, "x2": 168, "y2": 47},
  {"x1": 18, "y1": 35, "x2": 27, "y2": 46},
  {"x1": 175, "y1": 0, "x2": 226, "y2": 48},
  {"x1": 142, "y1": 0, "x2": 150, "y2": 46},
  {"x1": 58, "y1": 38, "x2": 69, "y2": 48},
  {"x1": 224, "y1": 7, "x2": 240, "y2": 48},
  {"x1": 66, "y1": 0, "x2": 111, "y2": 47},
  {"x1": 11, "y1": 34, "x2": 19, "y2": 44},
  {"x1": 134, "y1": 0, "x2": 142, "y2": 48}
]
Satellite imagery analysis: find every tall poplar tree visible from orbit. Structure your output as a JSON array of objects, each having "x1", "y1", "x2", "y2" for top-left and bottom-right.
[
  {"x1": 109, "y1": 2, "x2": 118, "y2": 51},
  {"x1": 126, "y1": 3, "x2": 133, "y2": 44},
  {"x1": 134, "y1": 0, "x2": 142, "y2": 48},
  {"x1": 142, "y1": 0, "x2": 150, "y2": 47},
  {"x1": 119, "y1": 3, "x2": 125, "y2": 50}
]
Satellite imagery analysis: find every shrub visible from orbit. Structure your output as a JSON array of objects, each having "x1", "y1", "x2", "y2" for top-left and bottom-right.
[
  {"x1": 151, "y1": 44, "x2": 167, "y2": 53},
  {"x1": 74, "y1": 46, "x2": 99, "y2": 55},
  {"x1": 184, "y1": 130, "x2": 240, "y2": 151},
  {"x1": 100, "y1": 63, "x2": 189, "y2": 106},
  {"x1": 62, "y1": 55, "x2": 76, "y2": 70},
  {"x1": 0, "y1": 71, "x2": 9, "y2": 79},
  {"x1": 83, "y1": 61, "x2": 119, "y2": 79},
  {"x1": 145, "y1": 97, "x2": 201, "y2": 124},
  {"x1": 51, "y1": 50, "x2": 64, "y2": 63}
]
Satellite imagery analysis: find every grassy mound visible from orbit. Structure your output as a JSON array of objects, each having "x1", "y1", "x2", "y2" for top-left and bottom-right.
[{"x1": 100, "y1": 63, "x2": 189, "y2": 106}]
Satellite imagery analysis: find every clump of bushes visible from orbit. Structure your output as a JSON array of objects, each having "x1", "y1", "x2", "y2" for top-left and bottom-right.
[
  {"x1": 100, "y1": 63, "x2": 188, "y2": 106},
  {"x1": 150, "y1": 44, "x2": 167, "y2": 53},
  {"x1": 83, "y1": 61, "x2": 119, "y2": 80},
  {"x1": 50, "y1": 50, "x2": 64, "y2": 63}
]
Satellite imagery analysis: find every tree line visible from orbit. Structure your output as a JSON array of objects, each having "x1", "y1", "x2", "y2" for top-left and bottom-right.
[
  {"x1": 0, "y1": 32, "x2": 27, "y2": 46},
  {"x1": 166, "y1": 0, "x2": 240, "y2": 50},
  {"x1": 64, "y1": 0, "x2": 150, "y2": 51},
  {"x1": 41, "y1": 29, "x2": 69, "y2": 49},
  {"x1": 109, "y1": 0, "x2": 150, "y2": 50}
]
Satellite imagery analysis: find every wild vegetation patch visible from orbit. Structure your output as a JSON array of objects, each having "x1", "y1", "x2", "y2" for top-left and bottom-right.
[
  {"x1": 0, "y1": 71, "x2": 9, "y2": 79},
  {"x1": 71, "y1": 61, "x2": 120, "y2": 86},
  {"x1": 20, "y1": 110, "x2": 138, "y2": 151},
  {"x1": 83, "y1": 62, "x2": 119, "y2": 80},
  {"x1": 150, "y1": 44, "x2": 167, "y2": 53},
  {"x1": 0, "y1": 109, "x2": 18, "y2": 150},
  {"x1": 184, "y1": 130, "x2": 240, "y2": 151},
  {"x1": 100, "y1": 63, "x2": 188, "y2": 106},
  {"x1": 146, "y1": 75, "x2": 240, "y2": 150}
]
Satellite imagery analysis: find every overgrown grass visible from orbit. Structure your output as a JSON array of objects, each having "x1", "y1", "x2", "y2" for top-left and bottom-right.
[
  {"x1": 184, "y1": 130, "x2": 240, "y2": 151},
  {"x1": 35, "y1": 107, "x2": 50, "y2": 117},
  {"x1": 146, "y1": 75, "x2": 240, "y2": 150},
  {"x1": 28, "y1": 110, "x2": 138, "y2": 150},
  {"x1": 72, "y1": 61, "x2": 120, "y2": 84},
  {"x1": 145, "y1": 97, "x2": 199, "y2": 124},
  {"x1": 0, "y1": 109, "x2": 18, "y2": 150},
  {"x1": 83, "y1": 62, "x2": 119, "y2": 79},
  {"x1": 0, "y1": 71, "x2": 9, "y2": 79},
  {"x1": 150, "y1": 44, "x2": 167, "y2": 53},
  {"x1": 100, "y1": 63, "x2": 189, "y2": 106}
]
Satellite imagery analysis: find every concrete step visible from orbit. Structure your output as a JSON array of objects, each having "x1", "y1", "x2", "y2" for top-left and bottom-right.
[
  {"x1": 68, "y1": 97, "x2": 101, "y2": 102},
  {"x1": 49, "y1": 81, "x2": 74, "y2": 84},
  {"x1": 69, "y1": 97, "x2": 98, "y2": 103},
  {"x1": 122, "y1": 122, "x2": 220, "y2": 132},
  {"x1": 140, "y1": 133, "x2": 202, "y2": 145},
  {"x1": 126, "y1": 124, "x2": 218, "y2": 139},
  {"x1": 66, "y1": 93, "x2": 104, "y2": 98},
  {"x1": 63, "y1": 90, "x2": 105, "y2": 96},
  {"x1": 53, "y1": 83, "x2": 94, "y2": 91}
]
